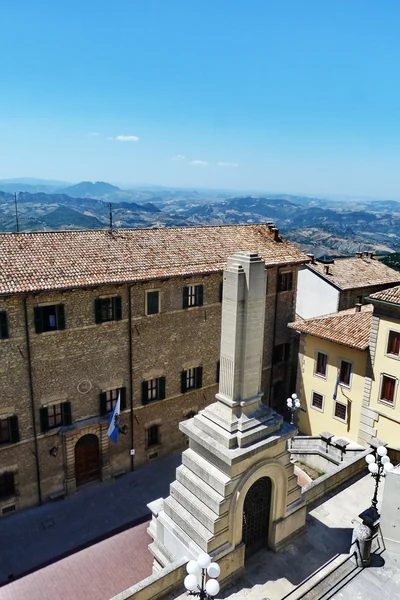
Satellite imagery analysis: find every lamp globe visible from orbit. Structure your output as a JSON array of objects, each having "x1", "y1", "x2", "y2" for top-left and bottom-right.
[
  {"x1": 184, "y1": 574, "x2": 198, "y2": 591},
  {"x1": 365, "y1": 454, "x2": 375, "y2": 464},
  {"x1": 377, "y1": 446, "x2": 388, "y2": 457},
  {"x1": 186, "y1": 560, "x2": 201, "y2": 576},
  {"x1": 205, "y1": 579, "x2": 220, "y2": 597},
  {"x1": 197, "y1": 553, "x2": 212, "y2": 569},
  {"x1": 368, "y1": 462, "x2": 379, "y2": 474},
  {"x1": 207, "y1": 563, "x2": 221, "y2": 578}
]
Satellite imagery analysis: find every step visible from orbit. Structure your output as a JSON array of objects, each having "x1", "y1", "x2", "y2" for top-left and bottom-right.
[
  {"x1": 170, "y1": 480, "x2": 228, "y2": 534},
  {"x1": 182, "y1": 448, "x2": 234, "y2": 497},
  {"x1": 176, "y1": 465, "x2": 229, "y2": 516}
]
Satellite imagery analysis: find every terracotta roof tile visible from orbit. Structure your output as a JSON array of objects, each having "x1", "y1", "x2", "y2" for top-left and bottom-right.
[
  {"x1": 369, "y1": 285, "x2": 400, "y2": 305},
  {"x1": 308, "y1": 257, "x2": 400, "y2": 291},
  {"x1": 0, "y1": 225, "x2": 309, "y2": 295},
  {"x1": 288, "y1": 304, "x2": 373, "y2": 350}
]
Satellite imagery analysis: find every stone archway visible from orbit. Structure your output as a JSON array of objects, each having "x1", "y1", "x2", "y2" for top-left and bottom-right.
[
  {"x1": 74, "y1": 434, "x2": 101, "y2": 487},
  {"x1": 242, "y1": 477, "x2": 272, "y2": 558}
]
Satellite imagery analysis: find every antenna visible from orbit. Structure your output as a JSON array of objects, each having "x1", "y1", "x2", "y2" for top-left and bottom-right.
[
  {"x1": 109, "y1": 202, "x2": 113, "y2": 233},
  {"x1": 14, "y1": 192, "x2": 20, "y2": 233}
]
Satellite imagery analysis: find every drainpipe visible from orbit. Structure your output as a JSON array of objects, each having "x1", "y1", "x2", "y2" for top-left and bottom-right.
[
  {"x1": 128, "y1": 286, "x2": 134, "y2": 471},
  {"x1": 23, "y1": 297, "x2": 42, "y2": 505}
]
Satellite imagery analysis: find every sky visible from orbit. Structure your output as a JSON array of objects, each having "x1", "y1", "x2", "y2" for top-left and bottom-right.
[{"x1": 1, "y1": 1, "x2": 400, "y2": 197}]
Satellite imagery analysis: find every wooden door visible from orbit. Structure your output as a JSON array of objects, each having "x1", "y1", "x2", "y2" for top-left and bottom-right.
[{"x1": 75, "y1": 434, "x2": 101, "y2": 487}]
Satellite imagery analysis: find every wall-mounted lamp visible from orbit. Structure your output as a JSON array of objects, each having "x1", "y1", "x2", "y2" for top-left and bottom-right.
[{"x1": 49, "y1": 446, "x2": 59, "y2": 457}]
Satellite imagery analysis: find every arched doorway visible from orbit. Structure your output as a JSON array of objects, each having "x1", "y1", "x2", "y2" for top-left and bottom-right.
[
  {"x1": 75, "y1": 434, "x2": 101, "y2": 487},
  {"x1": 242, "y1": 477, "x2": 272, "y2": 558}
]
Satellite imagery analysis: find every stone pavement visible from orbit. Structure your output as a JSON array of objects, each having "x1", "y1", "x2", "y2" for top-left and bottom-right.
[{"x1": 0, "y1": 452, "x2": 181, "y2": 586}]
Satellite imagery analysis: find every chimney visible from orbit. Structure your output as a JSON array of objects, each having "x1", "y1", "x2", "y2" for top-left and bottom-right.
[
  {"x1": 356, "y1": 252, "x2": 362, "y2": 258},
  {"x1": 355, "y1": 303, "x2": 362, "y2": 312},
  {"x1": 363, "y1": 251, "x2": 369, "y2": 257},
  {"x1": 266, "y1": 221, "x2": 275, "y2": 229},
  {"x1": 324, "y1": 265, "x2": 330, "y2": 275},
  {"x1": 271, "y1": 227, "x2": 280, "y2": 241},
  {"x1": 369, "y1": 252, "x2": 375, "y2": 259},
  {"x1": 306, "y1": 253, "x2": 315, "y2": 264}
]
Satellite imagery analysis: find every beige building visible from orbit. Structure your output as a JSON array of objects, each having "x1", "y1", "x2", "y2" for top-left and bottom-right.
[{"x1": 0, "y1": 224, "x2": 309, "y2": 515}]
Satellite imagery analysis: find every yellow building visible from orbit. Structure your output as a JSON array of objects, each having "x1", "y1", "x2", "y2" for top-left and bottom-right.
[{"x1": 289, "y1": 306, "x2": 373, "y2": 442}]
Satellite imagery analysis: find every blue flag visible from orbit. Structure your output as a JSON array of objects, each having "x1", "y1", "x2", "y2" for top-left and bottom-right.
[{"x1": 107, "y1": 392, "x2": 121, "y2": 444}]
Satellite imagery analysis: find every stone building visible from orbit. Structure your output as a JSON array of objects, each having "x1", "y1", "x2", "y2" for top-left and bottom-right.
[{"x1": 0, "y1": 224, "x2": 308, "y2": 515}]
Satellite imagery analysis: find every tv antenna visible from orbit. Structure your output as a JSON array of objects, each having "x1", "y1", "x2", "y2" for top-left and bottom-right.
[{"x1": 14, "y1": 192, "x2": 20, "y2": 232}]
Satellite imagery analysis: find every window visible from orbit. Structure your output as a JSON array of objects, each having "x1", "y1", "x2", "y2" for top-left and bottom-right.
[
  {"x1": 0, "y1": 311, "x2": 9, "y2": 339},
  {"x1": 146, "y1": 291, "x2": 159, "y2": 315},
  {"x1": 339, "y1": 360, "x2": 352, "y2": 386},
  {"x1": 334, "y1": 401, "x2": 347, "y2": 422},
  {"x1": 0, "y1": 472, "x2": 15, "y2": 499},
  {"x1": 380, "y1": 374, "x2": 397, "y2": 405},
  {"x1": 0, "y1": 416, "x2": 19, "y2": 445},
  {"x1": 315, "y1": 352, "x2": 327, "y2": 377},
  {"x1": 34, "y1": 304, "x2": 65, "y2": 333},
  {"x1": 278, "y1": 272, "x2": 293, "y2": 292},
  {"x1": 141, "y1": 377, "x2": 166, "y2": 405},
  {"x1": 273, "y1": 343, "x2": 290, "y2": 364},
  {"x1": 94, "y1": 297, "x2": 122, "y2": 324},
  {"x1": 100, "y1": 387, "x2": 127, "y2": 415},
  {"x1": 40, "y1": 402, "x2": 72, "y2": 432},
  {"x1": 311, "y1": 392, "x2": 324, "y2": 410},
  {"x1": 146, "y1": 425, "x2": 159, "y2": 447},
  {"x1": 387, "y1": 331, "x2": 400, "y2": 357},
  {"x1": 181, "y1": 367, "x2": 203, "y2": 393},
  {"x1": 183, "y1": 284, "x2": 203, "y2": 308}
]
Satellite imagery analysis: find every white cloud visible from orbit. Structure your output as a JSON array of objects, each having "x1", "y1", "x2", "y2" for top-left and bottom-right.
[
  {"x1": 114, "y1": 135, "x2": 140, "y2": 142},
  {"x1": 190, "y1": 160, "x2": 209, "y2": 167},
  {"x1": 171, "y1": 154, "x2": 186, "y2": 161},
  {"x1": 217, "y1": 161, "x2": 239, "y2": 167}
]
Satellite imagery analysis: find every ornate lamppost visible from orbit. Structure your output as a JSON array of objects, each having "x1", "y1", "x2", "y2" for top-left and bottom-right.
[
  {"x1": 365, "y1": 445, "x2": 393, "y2": 520},
  {"x1": 184, "y1": 553, "x2": 220, "y2": 600},
  {"x1": 286, "y1": 393, "x2": 301, "y2": 425}
]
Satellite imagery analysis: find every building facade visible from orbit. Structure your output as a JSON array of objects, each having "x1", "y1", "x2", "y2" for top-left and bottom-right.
[{"x1": 0, "y1": 224, "x2": 308, "y2": 515}]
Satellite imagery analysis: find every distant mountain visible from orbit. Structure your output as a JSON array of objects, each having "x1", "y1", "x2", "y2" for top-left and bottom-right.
[
  {"x1": 43, "y1": 206, "x2": 103, "y2": 229},
  {"x1": 60, "y1": 181, "x2": 121, "y2": 197}
]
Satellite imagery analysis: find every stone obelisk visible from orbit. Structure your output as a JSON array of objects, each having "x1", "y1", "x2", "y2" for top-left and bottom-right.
[{"x1": 147, "y1": 252, "x2": 306, "y2": 582}]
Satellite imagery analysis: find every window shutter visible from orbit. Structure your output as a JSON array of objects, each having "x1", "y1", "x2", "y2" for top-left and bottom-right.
[
  {"x1": 181, "y1": 371, "x2": 187, "y2": 393},
  {"x1": 182, "y1": 286, "x2": 189, "y2": 309},
  {"x1": 34, "y1": 307, "x2": 43, "y2": 334},
  {"x1": 0, "y1": 311, "x2": 9, "y2": 339},
  {"x1": 100, "y1": 392, "x2": 108, "y2": 416},
  {"x1": 216, "y1": 360, "x2": 220, "y2": 384},
  {"x1": 95, "y1": 299, "x2": 103, "y2": 324},
  {"x1": 9, "y1": 416, "x2": 19, "y2": 444},
  {"x1": 196, "y1": 366, "x2": 203, "y2": 389},
  {"x1": 197, "y1": 285, "x2": 204, "y2": 306},
  {"x1": 158, "y1": 377, "x2": 166, "y2": 400},
  {"x1": 40, "y1": 407, "x2": 49, "y2": 432},
  {"x1": 114, "y1": 296, "x2": 122, "y2": 320},
  {"x1": 219, "y1": 281, "x2": 223, "y2": 303},
  {"x1": 57, "y1": 304, "x2": 66, "y2": 330},
  {"x1": 141, "y1": 381, "x2": 148, "y2": 405},
  {"x1": 120, "y1": 387, "x2": 127, "y2": 411},
  {"x1": 62, "y1": 402, "x2": 72, "y2": 426}
]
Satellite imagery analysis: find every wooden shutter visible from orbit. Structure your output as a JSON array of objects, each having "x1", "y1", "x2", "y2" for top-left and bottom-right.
[
  {"x1": 195, "y1": 366, "x2": 203, "y2": 389},
  {"x1": 114, "y1": 296, "x2": 122, "y2": 320},
  {"x1": 100, "y1": 392, "x2": 108, "y2": 416},
  {"x1": 57, "y1": 304, "x2": 66, "y2": 330},
  {"x1": 0, "y1": 311, "x2": 9, "y2": 339},
  {"x1": 40, "y1": 407, "x2": 49, "y2": 432},
  {"x1": 9, "y1": 416, "x2": 19, "y2": 444},
  {"x1": 196, "y1": 285, "x2": 204, "y2": 306},
  {"x1": 158, "y1": 377, "x2": 166, "y2": 400},
  {"x1": 62, "y1": 402, "x2": 72, "y2": 426},
  {"x1": 182, "y1": 286, "x2": 189, "y2": 309},
  {"x1": 94, "y1": 299, "x2": 103, "y2": 324},
  {"x1": 181, "y1": 371, "x2": 187, "y2": 393},
  {"x1": 120, "y1": 387, "x2": 127, "y2": 410},
  {"x1": 34, "y1": 307, "x2": 44, "y2": 334},
  {"x1": 142, "y1": 381, "x2": 148, "y2": 405}
]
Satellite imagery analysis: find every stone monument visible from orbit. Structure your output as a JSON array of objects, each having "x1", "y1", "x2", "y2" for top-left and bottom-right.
[{"x1": 148, "y1": 251, "x2": 306, "y2": 583}]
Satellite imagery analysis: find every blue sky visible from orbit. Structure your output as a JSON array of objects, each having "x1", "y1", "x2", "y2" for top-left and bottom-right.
[{"x1": 1, "y1": 1, "x2": 400, "y2": 197}]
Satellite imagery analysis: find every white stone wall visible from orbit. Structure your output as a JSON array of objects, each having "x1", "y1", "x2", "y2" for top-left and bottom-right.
[{"x1": 296, "y1": 267, "x2": 339, "y2": 319}]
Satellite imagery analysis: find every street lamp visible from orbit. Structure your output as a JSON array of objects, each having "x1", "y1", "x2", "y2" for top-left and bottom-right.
[
  {"x1": 365, "y1": 445, "x2": 393, "y2": 516},
  {"x1": 287, "y1": 393, "x2": 301, "y2": 425},
  {"x1": 184, "y1": 553, "x2": 220, "y2": 600}
]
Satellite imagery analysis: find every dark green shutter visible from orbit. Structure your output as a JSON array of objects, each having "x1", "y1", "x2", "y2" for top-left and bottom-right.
[
  {"x1": 100, "y1": 392, "x2": 108, "y2": 416},
  {"x1": 114, "y1": 296, "x2": 122, "y2": 320},
  {"x1": 196, "y1": 366, "x2": 203, "y2": 389},
  {"x1": 95, "y1": 299, "x2": 103, "y2": 324},
  {"x1": 181, "y1": 371, "x2": 187, "y2": 393},
  {"x1": 158, "y1": 377, "x2": 166, "y2": 400},
  {"x1": 57, "y1": 304, "x2": 65, "y2": 330},
  {"x1": 219, "y1": 281, "x2": 223, "y2": 303},
  {"x1": 147, "y1": 291, "x2": 159, "y2": 315},
  {"x1": 9, "y1": 416, "x2": 19, "y2": 444},
  {"x1": 216, "y1": 360, "x2": 220, "y2": 384},
  {"x1": 0, "y1": 311, "x2": 9, "y2": 339},
  {"x1": 34, "y1": 307, "x2": 44, "y2": 334},
  {"x1": 288, "y1": 272, "x2": 293, "y2": 291},
  {"x1": 183, "y1": 286, "x2": 189, "y2": 309},
  {"x1": 197, "y1": 285, "x2": 204, "y2": 306},
  {"x1": 40, "y1": 407, "x2": 49, "y2": 432},
  {"x1": 62, "y1": 402, "x2": 72, "y2": 426},
  {"x1": 142, "y1": 381, "x2": 148, "y2": 405},
  {"x1": 120, "y1": 387, "x2": 127, "y2": 411}
]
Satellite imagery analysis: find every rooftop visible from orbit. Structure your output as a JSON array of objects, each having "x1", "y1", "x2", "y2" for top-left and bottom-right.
[
  {"x1": 307, "y1": 254, "x2": 400, "y2": 291},
  {"x1": 0, "y1": 224, "x2": 309, "y2": 295},
  {"x1": 369, "y1": 284, "x2": 400, "y2": 306},
  {"x1": 288, "y1": 304, "x2": 373, "y2": 350}
]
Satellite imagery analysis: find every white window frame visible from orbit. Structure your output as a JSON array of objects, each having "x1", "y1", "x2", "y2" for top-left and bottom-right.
[
  {"x1": 314, "y1": 351, "x2": 328, "y2": 380},
  {"x1": 378, "y1": 373, "x2": 398, "y2": 408},
  {"x1": 338, "y1": 358, "x2": 353, "y2": 389},
  {"x1": 310, "y1": 390, "x2": 325, "y2": 413},
  {"x1": 333, "y1": 400, "x2": 347, "y2": 423},
  {"x1": 385, "y1": 329, "x2": 400, "y2": 360}
]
